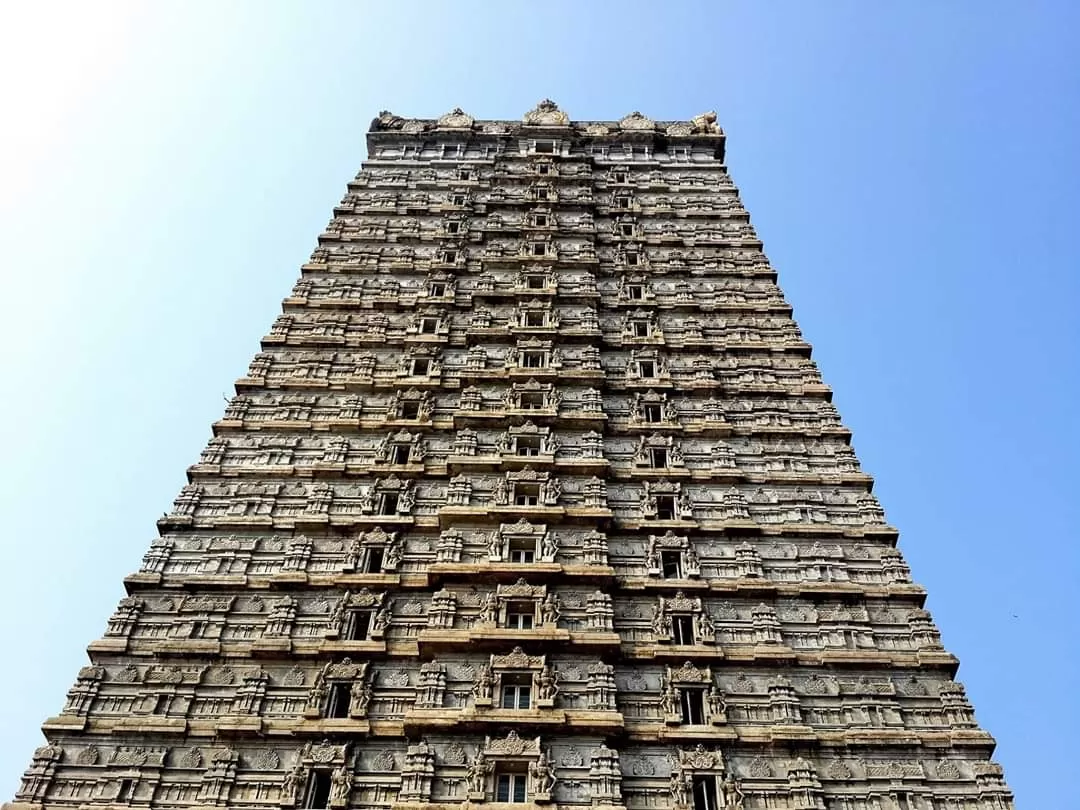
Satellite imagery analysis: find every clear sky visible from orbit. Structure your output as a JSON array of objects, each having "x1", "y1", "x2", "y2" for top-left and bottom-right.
[{"x1": 0, "y1": 1, "x2": 1076, "y2": 805}]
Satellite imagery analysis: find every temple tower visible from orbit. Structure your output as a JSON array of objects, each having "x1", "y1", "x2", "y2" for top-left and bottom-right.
[{"x1": 7, "y1": 102, "x2": 1013, "y2": 810}]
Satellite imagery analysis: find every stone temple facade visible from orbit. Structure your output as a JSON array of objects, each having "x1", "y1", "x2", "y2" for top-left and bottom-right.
[{"x1": 7, "y1": 101, "x2": 1013, "y2": 810}]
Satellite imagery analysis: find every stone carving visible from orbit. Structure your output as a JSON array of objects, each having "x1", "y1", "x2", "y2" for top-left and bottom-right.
[
  {"x1": 467, "y1": 752, "x2": 491, "y2": 794},
  {"x1": 495, "y1": 647, "x2": 543, "y2": 671},
  {"x1": 749, "y1": 757, "x2": 772, "y2": 778},
  {"x1": 720, "y1": 775, "x2": 745, "y2": 809},
  {"x1": 372, "y1": 750, "x2": 397, "y2": 771},
  {"x1": 399, "y1": 741, "x2": 436, "y2": 801},
  {"x1": 540, "y1": 591, "x2": 560, "y2": 625},
  {"x1": 670, "y1": 770, "x2": 691, "y2": 809},
  {"x1": 437, "y1": 107, "x2": 474, "y2": 129},
  {"x1": 473, "y1": 664, "x2": 494, "y2": 702},
  {"x1": 524, "y1": 99, "x2": 570, "y2": 126},
  {"x1": 251, "y1": 749, "x2": 280, "y2": 770},
  {"x1": 176, "y1": 747, "x2": 203, "y2": 768},
  {"x1": 375, "y1": 110, "x2": 404, "y2": 130},
  {"x1": 536, "y1": 663, "x2": 559, "y2": 701},
  {"x1": 619, "y1": 111, "x2": 655, "y2": 131},
  {"x1": 826, "y1": 760, "x2": 852, "y2": 779},
  {"x1": 487, "y1": 730, "x2": 539, "y2": 756},
  {"x1": 560, "y1": 747, "x2": 584, "y2": 768},
  {"x1": 76, "y1": 746, "x2": 100, "y2": 766},
  {"x1": 280, "y1": 761, "x2": 305, "y2": 806},
  {"x1": 660, "y1": 677, "x2": 678, "y2": 717},
  {"x1": 937, "y1": 759, "x2": 962, "y2": 779},
  {"x1": 691, "y1": 110, "x2": 721, "y2": 134},
  {"x1": 678, "y1": 744, "x2": 724, "y2": 771},
  {"x1": 329, "y1": 764, "x2": 353, "y2": 806},
  {"x1": 529, "y1": 749, "x2": 557, "y2": 795},
  {"x1": 588, "y1": 745, "x2": 622, "y2": 804},
  {"x1": 114, "y1": 664, "x2": 140, "y2": 682},
  {"x1": 350, "y1": 675, "x2": 372, "y2": 716}
]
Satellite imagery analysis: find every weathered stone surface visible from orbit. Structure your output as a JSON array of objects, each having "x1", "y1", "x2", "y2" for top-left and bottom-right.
[{"x1": 7, "y1": 105, "x2": 1011, "y2": 810}]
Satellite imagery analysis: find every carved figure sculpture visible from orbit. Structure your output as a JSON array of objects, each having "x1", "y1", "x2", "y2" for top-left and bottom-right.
[
  {"x1": 540, "y1": 592, "x2": 561, "y2": 625},
  {"x1": 281, "y1": 763, "x2": 304, "y2": 806},
  {"x1": 721, "y1": 775, "x2": 744, "y2": 810},
  {"x1": 473, "y1": 665, "x2": 494, "y2": 701},
  {"x1": 329, "y1": 764, "x2": 353, "y2": 804},
  {"x1": 530, "y1": 751, "x2": 557, "y2": 794},
  {"x1": 537, "y1": 664, "x2": 559, "y2": 700},
  {"x1": 467, "y1": 752, "x2": 491, "y2": 793}
]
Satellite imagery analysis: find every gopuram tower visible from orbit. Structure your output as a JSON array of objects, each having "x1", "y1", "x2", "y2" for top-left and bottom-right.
[{"x1": 7, "y1": 101, "x2": 1013, "y2": 810}]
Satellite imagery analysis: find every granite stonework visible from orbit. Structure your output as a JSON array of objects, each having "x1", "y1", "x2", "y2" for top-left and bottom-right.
[{"x1": 7, "y1": 101, "x2": 1013, "y2": 810}]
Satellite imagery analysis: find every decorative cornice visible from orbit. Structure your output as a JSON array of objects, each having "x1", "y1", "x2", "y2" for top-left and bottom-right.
[{"x1": 368, "y1": 100, "x2": 724, "y2": 141}]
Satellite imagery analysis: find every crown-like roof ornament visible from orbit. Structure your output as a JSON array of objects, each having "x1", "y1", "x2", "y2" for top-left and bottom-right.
[
  {"x1": 619, "y1": 110, "x2": 655, "y2": 131},
  {"x1": 437, "y1": 107, "x2": 474, "y2": 129},
  {"x1": 524, "y1": 99, "x2": 570, "y2": 126},
  {"x1": 691, "y1": 110, "x2": 721, "y2": 134},
  {"x1": 376, "y1": 110, "x2": 404, "y2": 129},
  {"x1": 372, "y1": 102, "x2": 724, "y2": 139}
]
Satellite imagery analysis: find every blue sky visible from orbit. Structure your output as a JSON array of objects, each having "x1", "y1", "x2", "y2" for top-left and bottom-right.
[{"x1": 0, "y1": 1, "x2": 1076, "y2": 805}]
